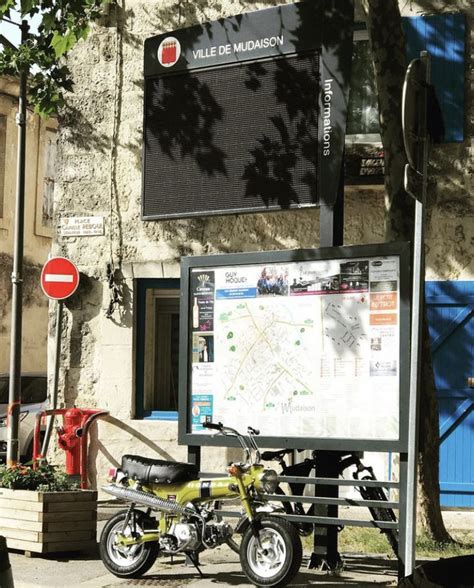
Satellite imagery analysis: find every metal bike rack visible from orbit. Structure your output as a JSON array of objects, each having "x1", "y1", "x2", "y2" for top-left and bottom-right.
[{"x1": 203, "y1": 471, "x2": 399, "y2": 530}]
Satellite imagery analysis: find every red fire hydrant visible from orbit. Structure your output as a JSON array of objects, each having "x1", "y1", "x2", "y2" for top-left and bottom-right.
[
  {"x1": 57, "y1": 407, "x2": 84, "y2": 476},
  {"x1": 33, "y1": 407, "x2": 109, "y2": 488}
]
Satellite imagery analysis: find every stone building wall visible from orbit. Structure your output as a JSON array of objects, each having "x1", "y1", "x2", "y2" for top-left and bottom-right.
[{"x1": 51, "y1": 1, "x2": 473, "y2": 482}]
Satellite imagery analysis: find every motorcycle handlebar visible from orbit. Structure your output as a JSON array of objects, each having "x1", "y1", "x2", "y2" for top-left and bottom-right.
[
  {"x1": 261, "y1": 448, "x2": 293, "y2": 461},
  {"x1": 202, "y1": 421, "x2": 223, "y2": 431},
  {"x1": 202, "y1": 421, "x2": 262, "y2": 464}
]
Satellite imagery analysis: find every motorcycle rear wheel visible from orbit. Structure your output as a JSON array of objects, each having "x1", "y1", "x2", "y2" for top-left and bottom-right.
[
  {"x1": 240, "y1": 516, "x2": 302, "y2": 587},
  {"x1": 100, "y1": 510, "x2": 159, "y2": 578}
]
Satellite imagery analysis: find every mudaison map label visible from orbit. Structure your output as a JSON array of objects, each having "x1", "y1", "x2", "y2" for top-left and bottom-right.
[{"x1": 189, "y1": 255, "x2": 401, "y2": 441}]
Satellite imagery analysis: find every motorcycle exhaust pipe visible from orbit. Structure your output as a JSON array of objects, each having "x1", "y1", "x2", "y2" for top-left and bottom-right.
[{"x1": 102, "y1": 484, "x2": 195, "y2": 516}]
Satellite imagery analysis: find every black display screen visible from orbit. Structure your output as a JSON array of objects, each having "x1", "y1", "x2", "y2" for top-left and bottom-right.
[{"x1": 143, "y1": 53, "x2": 320, "y2": 219}]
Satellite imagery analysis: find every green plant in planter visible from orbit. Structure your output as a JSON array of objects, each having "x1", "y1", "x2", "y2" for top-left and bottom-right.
[{"x1": 0, "y1": 464, "x2": 78, "y2": 492}]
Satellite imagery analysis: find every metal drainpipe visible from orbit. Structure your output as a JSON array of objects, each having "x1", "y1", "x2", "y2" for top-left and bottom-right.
[{"x1": 7, "y1": 20, "x2": 29, "y2": 467}]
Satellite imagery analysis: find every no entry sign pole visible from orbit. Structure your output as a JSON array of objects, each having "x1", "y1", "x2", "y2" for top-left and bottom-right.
[
  {"x1": 38, "y1": 257, "x2": 80, "y2": 459},
  {"x1": 40, "y1": 300, "x2": 63, "y2": 458}
]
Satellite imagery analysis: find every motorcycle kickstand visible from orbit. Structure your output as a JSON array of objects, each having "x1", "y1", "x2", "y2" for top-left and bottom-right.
[{"x1": 185, "y1": 552, "x2": 205, "y2": 578}]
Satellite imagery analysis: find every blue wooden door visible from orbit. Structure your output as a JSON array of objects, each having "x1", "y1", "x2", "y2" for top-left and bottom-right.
[{"x1": 426, "y1": 281, "x2": 474, "y2": 507}]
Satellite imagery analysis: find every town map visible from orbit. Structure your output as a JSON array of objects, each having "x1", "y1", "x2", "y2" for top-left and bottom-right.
[{"x1": 190, "y1": 256, "x2": 400, "y2": 440}]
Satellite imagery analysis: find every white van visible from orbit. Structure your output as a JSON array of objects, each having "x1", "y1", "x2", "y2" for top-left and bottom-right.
[{"x1": 0, "y1": 373, "x2": 48, "y2": 463}]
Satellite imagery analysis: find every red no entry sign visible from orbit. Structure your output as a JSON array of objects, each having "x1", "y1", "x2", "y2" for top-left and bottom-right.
[{"x1": 41, "y1": 257, "x2": 80, "y2": 300}]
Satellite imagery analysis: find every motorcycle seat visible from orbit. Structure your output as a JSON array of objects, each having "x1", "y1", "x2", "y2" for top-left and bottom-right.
[{"x1": 121, "y1": 455, "x2": 199, "y2": 485}]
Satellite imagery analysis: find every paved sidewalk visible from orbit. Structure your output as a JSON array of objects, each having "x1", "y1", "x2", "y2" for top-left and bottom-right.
[
  {"x1": 11, "y1": 548, "x2": 399, "y2": 587},
  {"x1": 10, "y1": 501, "x2": 451, "y2": 587}
]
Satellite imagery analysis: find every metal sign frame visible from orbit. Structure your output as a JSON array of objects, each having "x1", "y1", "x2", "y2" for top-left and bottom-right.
[
  {"x1": 142, "y1": 0, "x2": 353, "y2": 220},
  {"x1": 179, "y1": 241, "x2": 411, "y2": 453}
]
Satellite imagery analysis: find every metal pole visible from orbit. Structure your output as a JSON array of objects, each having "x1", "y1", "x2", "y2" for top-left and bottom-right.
[
  {"x1": 309, "y1": 170, "x2": 345, "y2": 569},
  {"x1": 41, "y1": 300, "x2": 63, "y2": 458},
  {"x1": 404, "y1": 50, "x2": 430, "y2": 574},
  {"x1": 7, "y1": 20, "x2": 29, "y2": 467}
]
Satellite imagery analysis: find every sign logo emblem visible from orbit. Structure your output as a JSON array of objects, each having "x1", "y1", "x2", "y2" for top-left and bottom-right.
[{"x1": 158, "y1": 37, "x2": 181, "y2": 68}]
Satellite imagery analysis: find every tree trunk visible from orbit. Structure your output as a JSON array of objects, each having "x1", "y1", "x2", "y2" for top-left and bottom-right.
[
  {"x1": 362, "y1": 0, "x2": 414, "y2": 242},
  {"x1": 417, "y1": 315, "x2": 452, "y2": 542},
  {"x1": 362, "y1": 0, "x2": 452, "y2": 542}
]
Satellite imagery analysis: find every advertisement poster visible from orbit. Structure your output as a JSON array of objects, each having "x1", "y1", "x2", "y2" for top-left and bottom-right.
[
  {"x1": 189, "y1": 255, "x2": 401, "y2": 440},
  {"x1": 191, "y1": 394, "x2": 213, "y2": 431},
  {"x1": 191, "y1": 271, "x2": 215, "y2": 331}
]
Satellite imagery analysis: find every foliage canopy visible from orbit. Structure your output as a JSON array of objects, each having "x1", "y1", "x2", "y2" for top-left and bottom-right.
[{"x1": 0, "y1": 0, "x2": 108, "y2": 116}]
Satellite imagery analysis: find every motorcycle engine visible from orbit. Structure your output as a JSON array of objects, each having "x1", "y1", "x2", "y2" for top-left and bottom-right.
[
  {"x1": 203, "y1": 520, "x2": 234, "y2": 548},
  {"x1": 166, "y1": 519, "x2": 233, "y2": 552},
  {"x1": 168, "y1": 522, "x2": 201, "y2": 551}
]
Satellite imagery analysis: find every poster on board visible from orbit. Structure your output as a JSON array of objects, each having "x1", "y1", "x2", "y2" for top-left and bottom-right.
[{"x1": 181, "y1": 244, "x2": 410, "y2": 449}]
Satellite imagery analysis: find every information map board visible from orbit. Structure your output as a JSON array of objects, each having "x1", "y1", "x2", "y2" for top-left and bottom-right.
[{"x1": 179, "y1": 243, "x2": 410, "y2": 452}]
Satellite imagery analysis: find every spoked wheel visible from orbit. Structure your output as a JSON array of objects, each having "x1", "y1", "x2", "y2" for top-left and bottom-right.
[
  {"x1": 240, "y1": 517, "x2": 302, "y2": 587},
  {"x1": 99, "y1": 510, "x2": 159, "y2": 578}
]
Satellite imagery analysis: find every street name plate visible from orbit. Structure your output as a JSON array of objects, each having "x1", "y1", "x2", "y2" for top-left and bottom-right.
[{"x1": 59, "y1": 216, "x2": 105, "y2": 237}]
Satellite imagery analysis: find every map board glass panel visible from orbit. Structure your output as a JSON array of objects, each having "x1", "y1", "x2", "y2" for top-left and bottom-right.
[{"x1": 182, "y1": 246, "x2": 408, "y2": 447}]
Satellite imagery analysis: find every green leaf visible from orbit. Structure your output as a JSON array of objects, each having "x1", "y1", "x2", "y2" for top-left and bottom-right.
[
  {"x1": 20, "y1": 0, "x2": 35, "y2": 15},
  {"x1": 77, "y1": 24, "x2": 90, "y2": 41},
  {"x1": 50, "y1": 29, "x2": 77, "y2": 58},
  {"x1": 0, "y1": 0, "x2": 15, "y2": 17},
  {"x1": 42, "y1": 12, "x2": 56, "y2": 32}
]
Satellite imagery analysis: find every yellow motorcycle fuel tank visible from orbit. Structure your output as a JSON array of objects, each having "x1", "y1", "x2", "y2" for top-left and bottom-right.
[{"x1": 145, "y1": 473, "x2": 255, "y2": 505}]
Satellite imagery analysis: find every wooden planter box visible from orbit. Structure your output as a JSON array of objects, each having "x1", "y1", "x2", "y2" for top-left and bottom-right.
[{"x1": 0, "y1": 488, "x2": 97, "y2": 554}]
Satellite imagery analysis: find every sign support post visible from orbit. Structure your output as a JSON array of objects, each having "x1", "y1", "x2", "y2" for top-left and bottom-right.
[
  {"x1": 40, "y1": 300, "x2": 63, "y2": 457},
  {"x1": 402, "y1": 51, "x2": 431, "y2": 576},
  {"x1": 39, "y1": 257, "x2": 80, "y2": 459},
  {"x1": 311, "y1": 162, "x2": 345, "y2": 569}
]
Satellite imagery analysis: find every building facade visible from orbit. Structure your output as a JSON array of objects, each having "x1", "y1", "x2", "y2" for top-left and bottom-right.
[
  {"x1": 0, "y1": 75, "x2": 54, "y2": 375},
  {"x1": 51, "y1": 1, "x2": 473, "y2": 495}
]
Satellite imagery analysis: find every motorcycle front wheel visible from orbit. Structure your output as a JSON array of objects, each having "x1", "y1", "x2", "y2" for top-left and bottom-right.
[
  {"x1": 240, "y1": 516, "x2": 302, "y2": 587},
  {"x1": 99, "y1": 510, "x2": 159, "y2": 578}
]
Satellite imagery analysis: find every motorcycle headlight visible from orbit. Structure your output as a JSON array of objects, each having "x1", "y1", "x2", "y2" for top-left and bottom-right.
[{"x1": 260, "y1": 469, "x2": 278, "y2": 493}]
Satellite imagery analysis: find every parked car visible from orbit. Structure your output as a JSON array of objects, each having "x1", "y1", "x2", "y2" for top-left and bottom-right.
[{"x1": 0, "y1": 373, "x2": 48, "y2": 463}]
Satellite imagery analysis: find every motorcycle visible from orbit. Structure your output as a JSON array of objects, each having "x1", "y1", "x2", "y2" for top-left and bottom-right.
[{"x1": 99, "y1": 421, "x2": 302, "y2": 587}]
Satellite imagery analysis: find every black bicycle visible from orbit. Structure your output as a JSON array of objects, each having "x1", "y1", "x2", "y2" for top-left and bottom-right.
[{"x1": 224, "y1": 448, "x2": 398, "y2": 558}]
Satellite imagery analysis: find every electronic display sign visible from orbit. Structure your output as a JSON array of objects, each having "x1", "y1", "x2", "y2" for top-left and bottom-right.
[{"x1": 143, "y1": 1, "x2": 353, "y2": 219}]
